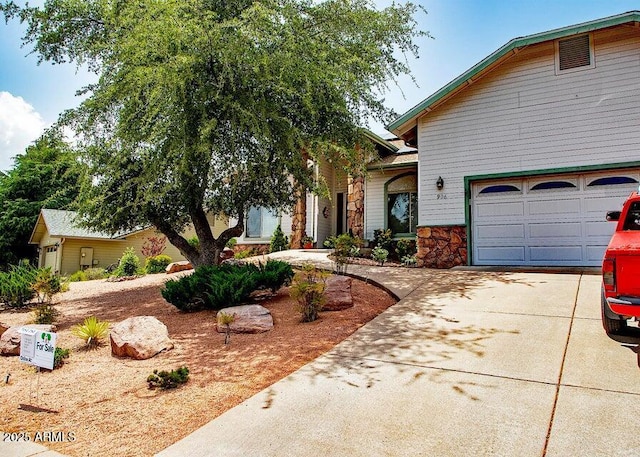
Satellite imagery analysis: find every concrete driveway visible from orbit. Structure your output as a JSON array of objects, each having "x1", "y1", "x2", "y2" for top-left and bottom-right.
[{"x1": 158, "y1": 260, "x2": 640, "y2": 457}]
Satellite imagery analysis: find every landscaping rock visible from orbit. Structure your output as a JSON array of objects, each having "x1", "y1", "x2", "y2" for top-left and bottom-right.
[
  {"x1": 166, "y1": 261, "x2": 193, "y2": 274},
  {"x1": 0, "y1": 324, "x2": 57, "y2": 356},
  {"x1": 0, "y1": 322, "x2": 8, "y2": 337},
  {"x1": 323, "y1": 275, "x2": 353, "y2": 311},
  {"x1": 216, "y1": 305, "x2": 273, "y2": 334},
  {"x1": 110, "y1": 316, "x2": 174, "y2": 360},
  {"x1": 220, "y1": 248, "x2": 234, "y2": 261}
]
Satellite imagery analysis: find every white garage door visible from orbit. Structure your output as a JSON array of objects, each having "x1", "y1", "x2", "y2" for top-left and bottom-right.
[{"x1": 471, "y1": 170, "x2": 640, "y2": 266}]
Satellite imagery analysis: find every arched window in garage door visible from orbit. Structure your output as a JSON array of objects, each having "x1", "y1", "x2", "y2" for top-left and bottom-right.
[
  {"x1": 530, "y1": 181, "x2": 577, "y2": 191},
  {"x1": 587, "y1": 176, "x2": 639, "y2": 187},
  {"x1": 478, "y1": 184, "x2": 521, "y2": 194}
]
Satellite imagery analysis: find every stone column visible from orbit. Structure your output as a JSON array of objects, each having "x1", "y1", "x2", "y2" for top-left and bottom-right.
[
  {"x1": 290, "y1": 194, "x2": 306, "y2": 249},
  {"x1": 347, "y1": 175, "x2": 365, "y2": 239},
  {"x1": 417, "y1": 226, "x2": 468, "y2": 268}
]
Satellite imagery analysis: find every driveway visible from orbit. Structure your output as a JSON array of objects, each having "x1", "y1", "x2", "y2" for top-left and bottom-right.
[{"x1": 158, "y1": 257, "x2": 640, "y2": 457}]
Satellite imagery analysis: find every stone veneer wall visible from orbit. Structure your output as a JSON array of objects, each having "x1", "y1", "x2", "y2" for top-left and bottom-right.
[
  {"x1": 417, "y1": 226, "x2": 467, "y2": 269},
  {"x1": 347, "y1": 176, "x2": 365, "y2": 239}
]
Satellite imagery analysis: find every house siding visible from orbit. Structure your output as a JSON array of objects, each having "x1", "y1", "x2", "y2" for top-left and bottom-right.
[
  {"x1": 364, "y1": 166, "x2": 417, "y2": 241},
  {"x1": 418, "y1": 26, "x2": 640, "y2": 226}
]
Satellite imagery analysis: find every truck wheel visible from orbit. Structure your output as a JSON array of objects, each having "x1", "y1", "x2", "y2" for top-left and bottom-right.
[{"x1": 601, "y1": 286, "x2": 627, "y2": 335}]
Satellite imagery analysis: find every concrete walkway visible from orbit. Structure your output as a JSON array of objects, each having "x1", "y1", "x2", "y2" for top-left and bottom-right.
[{"x1": 157, "y1": 250, "x2": 640, "y2": 457}]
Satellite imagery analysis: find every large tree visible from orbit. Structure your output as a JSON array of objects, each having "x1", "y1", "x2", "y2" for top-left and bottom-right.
[
  {"x1": 1, "y1": 0, "x2": 426, "y2": 266},
  {"x1": 0, "y1": 129, "x2": 81, "y2": 267}
]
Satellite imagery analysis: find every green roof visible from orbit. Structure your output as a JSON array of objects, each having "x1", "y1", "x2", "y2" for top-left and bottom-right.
[{"x1": 388, "y1": 10, "x2": 640, "y2": 134}]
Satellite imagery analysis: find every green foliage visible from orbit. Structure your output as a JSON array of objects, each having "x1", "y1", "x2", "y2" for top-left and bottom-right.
[
  {"x1": 395, "y1": 238, "x2": 417, "y2": 260},
  {"x1": 0, "y1": 0, "x2": 426, "y2": 268},
  {"x1": 114, "y1": 247, "x2": 143, "y2": 277},
  {"x1": 289, "y1": 264, "x2": 328, "y2": 323},
  {"x1": 187, "y1": 236, "x2": 199, "y2": 250},
  {"x1": 147, "y1": 367, "x2": 190, "y2": 390},
  {"x1": 31, "y1": 267, "x2": 62, "y2": 303},
  {"x1": 323, "y1": 237, "x2": 336, "y2": 249},
  {"x1": 145, "y1": 254, "x2": 173, "y2": 274},
  {"x1": 71, "y1": 316, "x2": 109, "y2": 347},
  {"x1": 330, "y1": 233, "x2": 362, "y2": 274},
  {"x1": 68, "y1": 270, "x2": 87, "y2": 282},
  {"x1": 270, "y1": 225, "x2": 289, "y2": 253},
  {"x1": 373, "y1": 229, "x2": 393, "y2": 252},
  {"x1": 0, "y1": 130, "x2": 81, "y2": 267},
  {"x1": 225, "y1": 238, "x2": 237, "y2": 249},
  {"x1": 217, "y1": 312, "x2": 236, "y2": 345},
  {"x1": 32, "y1": 303, "x2": 58, "y2": 324},
  {"x1": 372, "y1": 246, "x2": 389, "y2": 266},
  {"x1": 234, "y1": 249, "x2": 254, "y2": 259},
  {"x1": 162, "y1": 260, "x2": 293, "y2": 312},
  {"x1": 83, "y1": 267, "x2": 108, "y2": 280},
  {"x1": 53, "y1": 347, "x2": 70, "y2": 369},
  {"x1": 402, "y1": 255, "x2": 418, "y2": 267},
  {"x1": 0, "y1": 262, "x2": 37, "y2": 307}
]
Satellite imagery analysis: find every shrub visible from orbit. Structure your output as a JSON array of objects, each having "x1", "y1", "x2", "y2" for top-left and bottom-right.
[
  {"x1": 289, "y1": 264, "x2": 328, "y2": 323},
  {"x1": 32, "y1": 304, "x2": 58, "y2": 324},
  {"x1": 372, "y1": 246, "x2": 389, "y2": 266},
  {"x1": 402, "y1": 255, "x2": 418, "y2": 267},
  {"x1": 270, "y1": 225, "x2": 289, "y2": 253},
  {"x1": 68, "y1": 270, "x2": 87, "y2": 282},
  {"x1": 83, "y1": 268, "x2": 108, "y2": 280},
  {"x1": 217, "y1": 312, "x2": 236, "y2": 345},
  {"x1": 0, "y1": 262, "x2": 38, "y2": 307},
  {"x1": 331, "y1": 233, "x2": 362, "y2": 274},
  {"x1": 395, "y1": 238, "x2": 417, "y2": 260},
  {"x1": 187, "y1": 236, "x2": 199, "y2": 250},
  {"x1": 162, "y1": 260, "x2": 294, "y2": 312},
  {"x1": 145, "y1": 254, "x2": 172, "y2": 274},
  {"x1": 114, "y1": 247, "x2": 143, "y2": 277},
  {"x1": 54, "y1": 347, "x2": 70, "y2": 369},
  {"x1": 147, "y1": 366, "x2": 189, "y2": 389},
  {"x1": 71, "y1": 316, "x2": 109, "y2": 347},
  {"x1": 141, "y1": 236, "x2": 167, "y2": 257},
  {"x1": 226, "y1": 238, "x2": 237, "y2": 249},
  {"x1": 234, "y1": 249, "x2": 254, "y2": 259},
  {"x1": 32, "y1": 267, "x2": 62, "y2": 303},
  {"x1": 373, "y1": 228, "x2": 393, "y2": 252}
]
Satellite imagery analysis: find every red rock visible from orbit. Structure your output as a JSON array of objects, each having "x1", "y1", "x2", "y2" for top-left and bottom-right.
[
  {"x1": 110, "y1": 316, "x2": 173, "y2": 360},
  {"x1": 323, "y1": 275, "x2": 353, "y2": 311},
  {"x1": 166, "y1": 261, "x2": 193, "y2": 274},
  {"x1": 216, "y1": 305, "x2": 273, "y2": 334}
]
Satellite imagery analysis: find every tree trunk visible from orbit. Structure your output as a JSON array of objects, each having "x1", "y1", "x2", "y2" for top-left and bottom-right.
[{"x1": 290, "y1": 150, "x2": 310, "y2": 249}]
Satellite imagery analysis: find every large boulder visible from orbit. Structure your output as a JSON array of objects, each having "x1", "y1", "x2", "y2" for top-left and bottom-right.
[
  {"x1": 323, "y1": 275, "x2": 353, "y2": 311},
  {"x1": 166, "y1": 261, "x2": 193, "y2": 274},
  {"x1": 216, "y1": 305, "x2": 273, "y2": 334},
  {"x1": 110, "y1": 316, "x2": 174, "y2": 360},
  {"x1": 0, "y1": 324, "x2": 57, "y2": 356}
]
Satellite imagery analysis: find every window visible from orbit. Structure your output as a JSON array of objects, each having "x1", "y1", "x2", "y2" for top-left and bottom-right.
[
  {"x1": 588, "y1": 176, "x2": 638, "y2": 187},
  {"x1": 387, "y1": 174, "x2": 418, "y2": 234},
  {"x1": 479, "y1": 184, "x2": 521, "y2": 194},
  {"x1": 555, "y1": 34, "x2": 594, "y2": 74},
  {"x1": 530, "y1": 181, "x2": 576, "y2": 191},
  {"x1": 246, "y1": 206, "x2": 279, "y2": 238}
]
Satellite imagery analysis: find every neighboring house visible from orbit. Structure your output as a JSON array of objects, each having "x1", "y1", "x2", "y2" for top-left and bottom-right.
[
  {"x1": 231, "y1": 131, "x2": 418, "y2": 249},
  {"x1": 388, "y1": 11, "x2": 640, "y2": 268},
  {"x1": 29, "y1": 209, "x2": 227, "y2": 275}
]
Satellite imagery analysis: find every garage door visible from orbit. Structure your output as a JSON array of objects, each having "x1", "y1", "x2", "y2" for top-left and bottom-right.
[{"x1": 471, "y1": 170, "x2": 640, "y2": 266}]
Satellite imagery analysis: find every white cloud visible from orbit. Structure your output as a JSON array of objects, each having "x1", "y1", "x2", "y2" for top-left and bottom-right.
[{"x1": 0, "y1": 91, "x2": 48, "y2": 172}]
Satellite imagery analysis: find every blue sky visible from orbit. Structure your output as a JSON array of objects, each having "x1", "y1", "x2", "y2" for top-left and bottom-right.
[{"x1": 1, "y1": 0, "x2": 640, "y2": 171}]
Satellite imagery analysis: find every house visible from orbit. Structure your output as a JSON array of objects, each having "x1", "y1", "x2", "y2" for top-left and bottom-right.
[
  {"x1": 230, "y1": 131, "x2": 418, "y2": 250},
  {"x1": 29, "y1": 209, "x2": 227, "y2": 275},
  {"x1": 388, "y1": 11, "x2": 640, "y2": 268}
]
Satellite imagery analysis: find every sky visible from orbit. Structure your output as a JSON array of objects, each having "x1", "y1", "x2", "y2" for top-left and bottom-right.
[{"x1": 1, "y1": 0, "x2": 640, "y2": 171}]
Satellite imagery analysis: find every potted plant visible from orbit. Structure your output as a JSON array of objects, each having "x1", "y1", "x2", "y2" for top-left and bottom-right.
[{"x1": 301, "y1": 236, "x2": 314, "y2": 249}]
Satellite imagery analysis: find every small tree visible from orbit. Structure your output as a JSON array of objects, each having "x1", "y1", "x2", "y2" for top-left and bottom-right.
[
  {"x1": 141, "y1": 236, "x2": 167, "y2": 258},
  {"x1": 270, "y1": 225, "x2": 289, "y2": 253},
  {"x1": 290, "y1": 264, "x2": 328, "y2": 323}
]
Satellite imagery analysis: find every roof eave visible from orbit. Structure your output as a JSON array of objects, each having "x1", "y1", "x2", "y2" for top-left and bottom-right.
[{"x1": 387, "y1": 10, "x2": 640, "y2": 135}]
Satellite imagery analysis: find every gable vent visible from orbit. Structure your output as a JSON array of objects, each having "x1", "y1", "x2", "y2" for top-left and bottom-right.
[{"x1": 558, "y1": 35, "x2": 591, "y2": 71}]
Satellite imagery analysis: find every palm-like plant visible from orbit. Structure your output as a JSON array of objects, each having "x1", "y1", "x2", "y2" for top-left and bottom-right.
[{"x1": 71, "y1": 316, "x2": 110, "y2": 348}]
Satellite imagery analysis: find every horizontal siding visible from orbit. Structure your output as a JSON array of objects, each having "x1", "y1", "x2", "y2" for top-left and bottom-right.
[
  {"x1": 316, "y1": 160, "x2": 334, "y2": 245},
  {"x1": 418, "y1": 26, "x2": 640, "y2": 225},
  {"x1": 364, "y1": 167, "x2": 416, "y2": 241}
]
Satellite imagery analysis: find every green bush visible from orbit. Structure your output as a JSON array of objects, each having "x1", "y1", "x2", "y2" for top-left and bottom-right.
[
  {"x1": 145, "y1": 254, "x2": 173, "y2": 274},
  {"x1": 54, "y1": 347, "x2": 70, "y2": 369},
  {"x1": 372, "y1": 246, "x2": 389, "y2": 266},
  {"x1": 0, "y1": 262, "x2": 38, "y2": 307},
  {"x1": 84, "y1": 267, "x2": 108, "y2": 280},
  {"x1": 187, "y1": 236, "x2": 199, "y2": 250},
  {"x1": 234, "y1": 249, "x2": 254, "y2": 259},
  {"x1": 31, "y1": 267, "x2": 63, "y2": 303},
  {"x1": 114, "y1": 247, "x2": 143, "y2": 277},
  {"x1": 270, "y1": 225, "x2": 289, "y2": 253},
  {"x1": 147, "y1": 367, "x2": 189, "y2": 389},
  {"x1": 32, "y1": 304, "x2": 58, "y2": 324},
  {"x1": 394, "y1": 238, "x2": 416, "y2": 260},
  {"x1": 289, "y1": 264, "x2": 328, "y2": 322},
  {"x1": 71, "y1": 316, "x2": 110, "y2": 347},
  {"x1": 373, "y1": 229, "x2": 393, "y2": 252},
  {"x1": 226, "y1": 238, "x2": 237, "y2": 249},
  {"x1": 162, "y1": 260, "x2": 294, "y2": 312},
  {"x1": 68, "y1": 270, "x2": 87, "y2": 282}
]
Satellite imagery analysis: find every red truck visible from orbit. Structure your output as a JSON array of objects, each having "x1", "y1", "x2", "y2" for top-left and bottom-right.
[{"x1": 602, "y1": 190, "x2": 640, "y2": 337}]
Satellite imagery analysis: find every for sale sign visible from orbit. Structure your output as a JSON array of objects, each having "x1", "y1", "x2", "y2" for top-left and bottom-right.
[{"x1": 19, "y1": 327, "x2": 56, "y2": 370}]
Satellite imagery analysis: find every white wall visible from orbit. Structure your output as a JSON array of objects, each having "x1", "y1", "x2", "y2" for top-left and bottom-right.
[{"x1": 417, "y1": 26, "x2": 640, "y2": 225}]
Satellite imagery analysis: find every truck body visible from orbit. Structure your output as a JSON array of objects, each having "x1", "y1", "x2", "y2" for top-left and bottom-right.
[{"x1": 602, "y1": 191, "x2": 640, "y2": 336}]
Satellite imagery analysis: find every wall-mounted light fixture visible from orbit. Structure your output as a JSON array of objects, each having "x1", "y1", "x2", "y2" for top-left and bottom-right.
[{"x1": 436, "y1": 176, "x2": 444, "y2": 190}]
